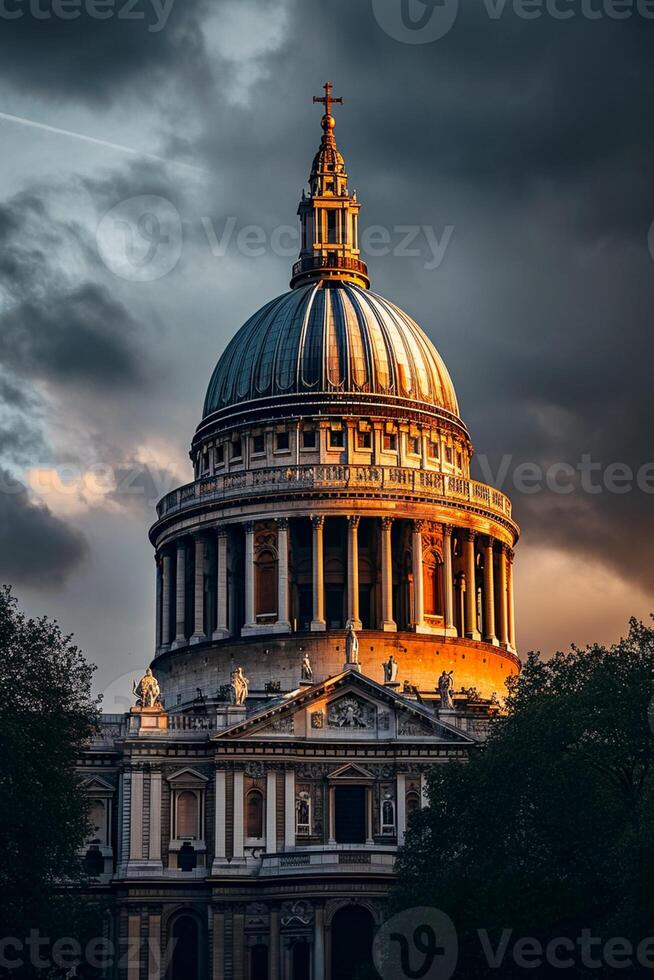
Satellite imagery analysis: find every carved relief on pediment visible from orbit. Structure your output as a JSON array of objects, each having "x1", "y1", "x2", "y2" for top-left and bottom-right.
[{"x1": 327, "y1": 694, "x2": 376, "y2": 730}]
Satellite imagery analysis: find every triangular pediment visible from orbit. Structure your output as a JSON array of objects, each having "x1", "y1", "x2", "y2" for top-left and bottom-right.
[
  {"x1": 81, "y1": 775, "x2": 115, "y2": 793},
  {"x1": 167, "y1": 767, "x2": 209, "y2": 784},
  {"x1": 328, "y1": 763, "x2": 374, "y2": 780},
  {"x1": 213, "y1": 670, "x2": 476, "y2": 746}
]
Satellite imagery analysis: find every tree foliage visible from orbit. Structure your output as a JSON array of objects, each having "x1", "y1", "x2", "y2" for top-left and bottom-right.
[
  {"x1": 393, "y1": 618, "x2": 654, "y2": 978},
  {"x1": 0, "y1": 586, "x2": 100, "y2": 961}
]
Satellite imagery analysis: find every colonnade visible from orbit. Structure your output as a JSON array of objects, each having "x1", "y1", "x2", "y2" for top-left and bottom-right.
[{"x1": 155, "y1": 517, "x2": 517, "y2": 653}]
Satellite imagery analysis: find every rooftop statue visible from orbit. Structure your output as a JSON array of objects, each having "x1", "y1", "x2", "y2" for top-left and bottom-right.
[
  {"x1": 438, "y1": 670, "x2": 455, "y2": 710},
  {"x1": 345, "y1": 620, "x2": 360, "y2": 667},
  {"x1": 133, "y1": 668, "x2": 161, "y2": 709},
  {"x1": 230, "y1": 667, "x2": 250, "y2": 706}
]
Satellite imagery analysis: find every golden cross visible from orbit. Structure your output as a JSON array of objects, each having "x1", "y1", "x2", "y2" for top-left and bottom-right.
[{"x1": 313, "y1": 81, "x2": 343, "y2": 118}]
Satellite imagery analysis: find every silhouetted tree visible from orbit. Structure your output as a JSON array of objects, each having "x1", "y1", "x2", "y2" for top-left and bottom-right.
[
  {"x1": 393, "y1": 618, "x2": 654, "y2": 979},
  {"x1": 0, "y1": 586, "x2": 101, "y2": 977}
]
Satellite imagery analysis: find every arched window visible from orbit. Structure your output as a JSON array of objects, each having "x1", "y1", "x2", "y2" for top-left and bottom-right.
[
  {"x1": 88, "y1": 799, "x2": 106, "y2": 843},
  {"x1": 255, "y1": 549, "x2": 277, "y2": 617},
  {"x1": 176, "y1": 791, "x2": 199, "y2": 839},
  {"x1": 296, "y1": 793, "x2": 312, "y2": 836},
  {"x1": 246, "y1": 789, "x2": 264, "y2": 840},
  {"x1": 381, "y1": 798, "x2": 396, "y2": 835},
  {"x1": 423, "y1": 551, "x2": 443, "y2": 617},
  {"x1": 406, "y1": 791, "x2": 421, "y2": 818}
]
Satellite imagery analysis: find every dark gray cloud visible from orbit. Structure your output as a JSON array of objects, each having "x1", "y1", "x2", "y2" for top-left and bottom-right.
[
  {"x1": 0, "y1": 0, "x2": 209, "y2": 103},
  {"x1": 0, "y1": 190, "x2": 155, "y2": 391},
  {"x1": 0, "y1": 470, "x2": 87, "y2": 587}
]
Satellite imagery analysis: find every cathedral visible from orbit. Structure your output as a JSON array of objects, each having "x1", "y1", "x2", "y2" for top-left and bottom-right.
[{"x1": 79, "y1": 84, "x2": 520, "y2": 980}]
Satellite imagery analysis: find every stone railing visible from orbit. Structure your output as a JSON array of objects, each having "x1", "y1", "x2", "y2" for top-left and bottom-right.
[{"x1": 156, "y1": 465, "x2": 513, "y2": 522}]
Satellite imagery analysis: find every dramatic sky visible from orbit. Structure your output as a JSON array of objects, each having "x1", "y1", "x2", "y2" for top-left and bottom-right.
[{"x1": 1, "y1": 0, "x2": 653, "y2": 707}]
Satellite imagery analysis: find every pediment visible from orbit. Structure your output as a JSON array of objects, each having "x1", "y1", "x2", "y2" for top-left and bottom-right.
[
  {"x1": 81, "y1": 775, "x2": 115, "y2": 793},
  {"x1": 166, "y1": 767, "x2": 209, "y2": 785},
  {"x1": 328, "y1": 763, "x2": 374, "y2": 781},
  {"x1": 214, "y1": 670, "x2": 476, "y2": 746}
]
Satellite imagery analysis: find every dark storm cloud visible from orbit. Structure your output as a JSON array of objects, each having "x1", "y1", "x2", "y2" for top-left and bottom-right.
[
  {"x1": 0, "y1": 0, "x2": 209, "y2": 103},
  {"x1": 0, "y1": 190, "x2": 152, "y2": 391},
  {"x1": 0, "y1": 469, "x2": 87, "y2": 587}
]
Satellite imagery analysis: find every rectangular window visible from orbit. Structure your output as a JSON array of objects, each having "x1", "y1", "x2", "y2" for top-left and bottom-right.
[
  {"x1": 327, "y1": 210, "x2": 337, "y2": 243},
  {"x1": 357, "y1": 430, "x2": 372, "y2": 450},
  {"x1": 232, "y1": 439, "x2": 242, "y2": 461},
  {"x1": 445, "y1": 446, "x2": 453, "y2": 464},
  {"x1": 215, "y1": 444, "x2": 225, "y2": 465},
  {"x1": 276, "y1": 431, "x2": 290, "y2": 452},
  {"x1": 409, "y1": 436, "x2": 421, "y2": 456},
  {"x1": 202, "y1": 451, "x2": 209, "y2": 471},
  {"x1": 429, "y1": 440, "x2": 439, "y2": 459},
  {"x1": 457, "y1": 451, "x2": 463, "y2": 469},
  {"x1": 302, "y1": 429, "x2": 316, "y2": 449},
  {"x1": 329, "y1": 429, "x2": 345, "y2": 449},
  {"x1": 252, "y1": 434, "x2": 265, "y2": 455},
  {"x1": 383, "y1": 432, "x2": 397, "y2": 452}
]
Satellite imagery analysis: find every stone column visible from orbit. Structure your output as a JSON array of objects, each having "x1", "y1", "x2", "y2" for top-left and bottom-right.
[
  {"x1": 508, "y1": 548, "x2": 517, "y2": 651},
  {"x1": 148, "y1": 913, "x2": 161, "y2": 980},
  {"x1": 380, "y1": 517, "x2": 396, "y2": 632},
  {"x1": 270, "y1": 908, "x2": 280, "y2": 980},
  {"x1": 190, "y1": 535, "x2": 207, "y2": 644},
  {"x1": 284, "y1": 770, "x2": 295, "y2": 849},
  {"x1": 214, "y1": 770, "x2": 226, "y2": 865},
  {"x1": 347, "y1": 516, "x2": 362, "y2": 629},
  {"x1": 149, "y1": 772, "x2": 162, "y2": 863},
  {"x1": 397, "y1": 773, "x2": 407, "y2": 845},
  {"x1": 310, "y1": 516, "x2": 326, "y2": 632},
  {"x1": 314, "y1": 906, "x2": 326, "y2": 980},
  {"x1": 161, "y1": 552, "x2": 172, "y2": 648},
  {"x1": 212, "y1": 911, "x2": 225, "y2": 980},
  {"x1": 232, "y1": 911, "x2": 244, "y2": 980},
  {"x1": 442, "y1": 525, "x2": 456, "y2": 636},
  {"x1": 173, "y1": 540, "x2": 187, "y2": 649},
  {"x1": 213, "y1": 530, "x2": 229, "y2": 640},
  {"x1": 483, "y1": 538, "x2": 498, "y2": 645},
  {"x1": 412, "y1": 521, "x2": 425, "y2": 631},
  {"x1": 266, "y1": 771, "x2": 277, "y2": 854},
  {"x1": 498, "y1": 546, "x2": 509, "y2": 647},
  {"x1": 129, "y1": 770, "x2": 144, "y2": 860},
  {"x1": 127, "y1": 914, "x2": 141, "y2": 980},
  {"x1": 464, "y1": 531, "x2": 481, "y2": 640},
  {"x1": 276, "y1": 518, "x2": 291, "y2": 632},
  {"x1": 233, "y1": 771, "x2": 244, "y2": 860},
  {"x1": 155, "y1": 556, "x2": 162, "y2": 651},
  {"x1": 244, "y1": 522, "x2": 256, "y2": 631}
]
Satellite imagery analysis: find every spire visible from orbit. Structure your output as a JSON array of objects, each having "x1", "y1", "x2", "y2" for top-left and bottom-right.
[{"x1": 290, "y1": 82, "x2": 370, "y2": 290}]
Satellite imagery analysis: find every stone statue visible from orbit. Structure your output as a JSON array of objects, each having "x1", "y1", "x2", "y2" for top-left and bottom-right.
[
  {"x1": 133, "y1": 667, "x2": 161, "y2": 709},
  {"x1": 345, "y1": 620, "x2": 359, "y2": 666},
  {"x1": 438, "y1": 670, "x2": 455, "y2": 710},
  {"x1": 301, "y1": 652, "x2": 313, "y2": 682},
  {"x1": 230, "y1": 667, "x2": 249, "y2": 706},
  {"x1": 382, "y1": 654, "x2": 398, "y2": 684}
]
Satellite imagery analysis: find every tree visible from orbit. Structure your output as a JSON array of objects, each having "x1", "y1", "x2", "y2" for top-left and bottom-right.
[
  {"x1": 393, "y1": 618, "x2": 654, "y2": 979},
  {"x1": 0, "y1": 586, "x2": 101, "y2": 975}
]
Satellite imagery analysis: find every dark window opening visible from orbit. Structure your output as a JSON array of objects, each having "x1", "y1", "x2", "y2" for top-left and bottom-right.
[
  {"x1": 302, "y1": 429, "x2": 316, "y2": 449},
  {"x1": 383, "y1": 432, "x2": 397, "y2": 452},
  {"x1": 252, "y1": 434, "x2": 265, "y2": 454},
  {"x1": 329, "y1": 429, "x2": 344, "y2": 449},
  {"x1": 276, "y1": 431, "x2": 290, "y2": 451},
  {"x1": 232, "y1": 439, "x2": 242, "y2": 460},
  {"x1": 334, "y1": 786, "x2": 367, "y2": 844},
  {"x1": 357, "y1": 430, "x2": 372, "y2": 450}
]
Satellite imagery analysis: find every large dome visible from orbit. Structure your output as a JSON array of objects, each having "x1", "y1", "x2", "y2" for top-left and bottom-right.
[{"x1": 203, "y1": 282, "x2": 460, "y2": 420}]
